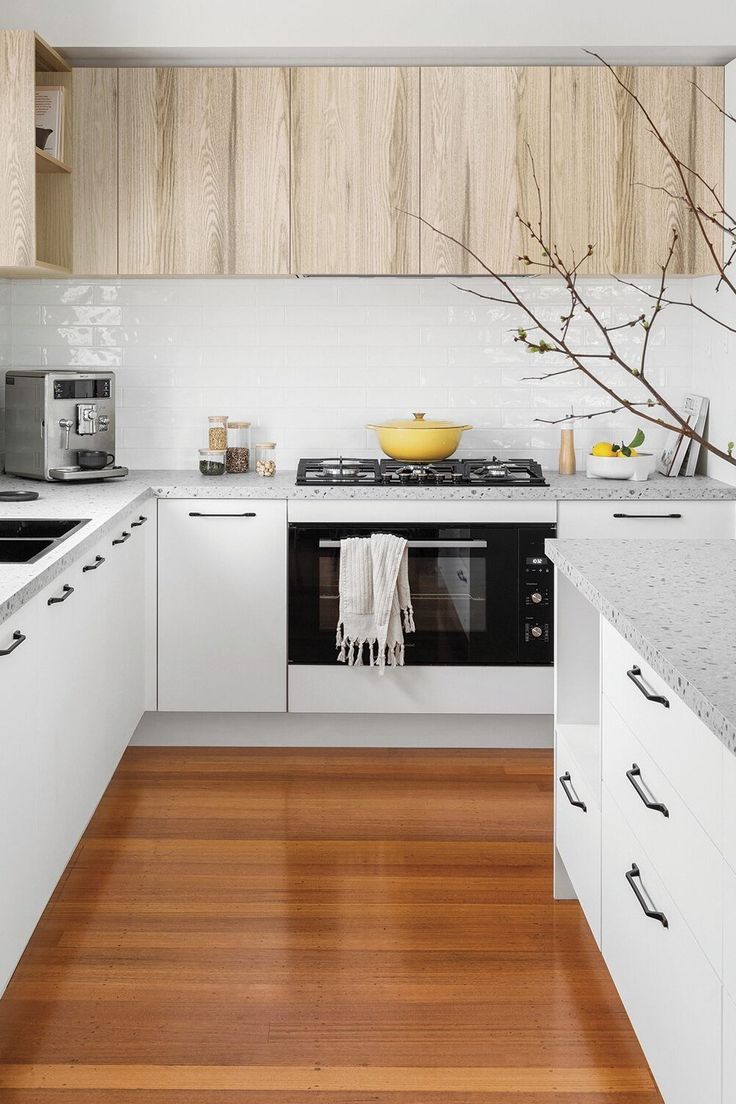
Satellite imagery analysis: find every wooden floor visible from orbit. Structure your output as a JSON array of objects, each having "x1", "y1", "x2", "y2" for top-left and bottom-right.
[{"x1": 0, "y1": 748, "x2": 660, "y2": 1102}]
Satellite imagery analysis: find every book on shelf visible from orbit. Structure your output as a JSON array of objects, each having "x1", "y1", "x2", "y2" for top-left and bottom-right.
[
  {"x1": 657, "y1": 394, "x2": 709, "y2": 477},
  {"x1": 35, "y1": 85, "x2": 65, "y2": 161}
]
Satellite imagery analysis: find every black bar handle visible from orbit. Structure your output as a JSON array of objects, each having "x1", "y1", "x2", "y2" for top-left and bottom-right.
[
  {"x1": 112, "y1": 531, "x2": 131, "y2": 545},
  {"x1": 47, "y1": 584, "x2": 75, "y2": 606},
  {"x1": 558, "y1": 771, "x2": 587, "y2": 812},
  {"x1": 131, "y1": 516, "x2": 148, "y2": 527},
  {"x1": 83, "y1": 555, "x2": 105, "y2": 572},
  {"x1": 0, "y1": 630, "x2": 26, "y2": 657},
  {"x1": 626, "y1": 863, "x2": 669, "y2": 928},
  {"x1": 626, "y1": 665, "x2": 670, "y2": 708},
  {"x1": 188, "y1": 511, "x2": 257, "y2": 518},
  {"x1": 626, "y1": 764, "x2": 669, "y2": 817},
  {"x1": 613, "y1": 512, "x2": 682, "y2": 519}
]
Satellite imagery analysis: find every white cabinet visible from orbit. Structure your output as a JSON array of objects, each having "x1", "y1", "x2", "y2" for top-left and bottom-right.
[
  {"x1": 725, "y1": 988, "x2": 736, "y2": 1104},
  {"x1": 0, "y1": 500, "x2": 152, "y2": 995},
  {"x1": 555, "y1": 728, "x2": 601, "y2": 944},
  {"x1": 557, "y1": 500, "x2": 735, "y2": 539},
  {"x1": 157, "y1": 499, "x2": 287, "y2": 711}
]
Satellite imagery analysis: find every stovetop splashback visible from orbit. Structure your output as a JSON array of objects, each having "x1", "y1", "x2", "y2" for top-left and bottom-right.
[{"x1": 3, "y1": 277, "x2": 691, "y2": 471}]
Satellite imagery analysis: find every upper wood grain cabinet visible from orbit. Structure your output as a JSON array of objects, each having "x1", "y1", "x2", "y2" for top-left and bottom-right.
[
  {"x1": 118, "y1": 67, "x2": 290, "y2": 275},
  {"x1": 551, "y1": 66, "x2": 724, "y2": 275},
  {"x1": 420, "y1": 67, "x2": 551, "y2": 275},
  {"x1": 72, "y1": 68, "x2": 118, "y2": 275},
  {"x1": 291, "y1": 67, "x2": 420, "y2": 274}
]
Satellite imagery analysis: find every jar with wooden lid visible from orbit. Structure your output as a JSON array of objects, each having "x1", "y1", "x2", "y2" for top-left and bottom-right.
[
  {"x1": 226, "y1": 421, "x2": 251, "y2": 473},
  {"x1": 255, "y1": 442, "x2": 277, "y2": 477},
  {"x1": 207, "y1": 415, "x2": 228, "y2": 451}
]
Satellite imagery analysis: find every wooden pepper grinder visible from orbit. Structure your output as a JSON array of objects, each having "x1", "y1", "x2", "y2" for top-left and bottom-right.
[{"x1": 558, "y1": 420, "x2": 576, "y2": 475}]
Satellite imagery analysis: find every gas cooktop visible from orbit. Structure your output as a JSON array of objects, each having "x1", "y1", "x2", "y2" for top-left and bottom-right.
[{"x1": 296, "y1": 457, "x2": 548, "y2": 487}]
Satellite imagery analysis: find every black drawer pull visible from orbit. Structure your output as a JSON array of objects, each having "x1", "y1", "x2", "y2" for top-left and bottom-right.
[
  {"x1": 131, "y1": 516, "x2": 148, "y2": 527},
  {"x1": 112, "y1": 531, "x2": 131, "y2": 545},
  {"x1": 559, "y1": 771, "x2": 587, "y2": 812},
  {"x1": 613, "y1": 513, "x2": 682, "y2": 520},
  {"x1": 626, "y1": 863, "x2": 668, "y2": 928},
  {"x1": 626, "y1": 764, "x2": 669, "y2": 817},
  {"x1": 0, "y1": 630, "x2": 26, "y2": 657},
  {"x1": 626, "y1": 665, "x2": 670, "y2": 708},
  {"x1": 82, "y1": 555, "x2": 105, "y2": 572},
  {"x1": 188, "y1": 511, "x2": 257, "y2": 518},
  {"x1": 47, "y1": 584, "x2": 74, "y2": 606}
]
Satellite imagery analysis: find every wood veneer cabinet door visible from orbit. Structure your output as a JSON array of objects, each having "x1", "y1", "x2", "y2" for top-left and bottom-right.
[
  {"x1": 291, "y1": 67, "x2": 419, "y2": 274},
  {"x1": 551, "y1": 66, "x2": 724, "y2": 275},
  {"x1": 420, "y1": 67, "x2": 551, "y2": 275},
  {"x1": 118, "y1": 67, "x2": 290, "y2": 275},
  {"x1": 0, "y1": 31, "x2": 36, "y2": 269},
  {"x1": 72, "y1": 68, "x2": 118, "y2": 275}
]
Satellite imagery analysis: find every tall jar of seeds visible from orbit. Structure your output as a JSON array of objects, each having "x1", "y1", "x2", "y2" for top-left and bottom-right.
[
  {"x1": 255, "y1": 442, "x2": 277, "y2": 477},
  {"x1": 226, "y1": 421, "x2": 251, "y2": 473},
  {"x1": 207, "y1": 415, "x2": 228, "y2": 451}
]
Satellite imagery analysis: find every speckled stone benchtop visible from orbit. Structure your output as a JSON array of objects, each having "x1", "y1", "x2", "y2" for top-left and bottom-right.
[
  {"x1": 0, "y1": 467, "x2": 734, "y2": 630},
  {"x1": 547, "y1": 538, "x2": 736, "y2": 756}
]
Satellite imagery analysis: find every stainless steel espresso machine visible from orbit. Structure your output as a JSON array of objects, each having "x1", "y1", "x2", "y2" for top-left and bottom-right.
[{"x1": 4, "y1": 370, "x2": 128, "y2": 482}]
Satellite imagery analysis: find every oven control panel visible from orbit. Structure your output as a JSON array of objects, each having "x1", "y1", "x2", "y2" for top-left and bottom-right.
[{"x1": 519, "y1": 532, "x2": 554, "y2": 661}]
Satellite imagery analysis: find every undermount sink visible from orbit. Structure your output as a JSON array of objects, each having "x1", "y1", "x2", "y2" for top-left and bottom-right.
[{"x1": 0, "y1": 518, "x2": 89, "y2": 564}]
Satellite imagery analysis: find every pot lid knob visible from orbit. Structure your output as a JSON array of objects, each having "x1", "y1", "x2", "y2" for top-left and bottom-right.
[{"x1": 412, "y1": 412, "x2": 426, "y2": 421}]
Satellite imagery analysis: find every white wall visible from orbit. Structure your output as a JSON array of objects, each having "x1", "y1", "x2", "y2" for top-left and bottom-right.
[
  {"x1": 0, "y1": 281, "x2": 10, "y2": 457},
  {"x1": 7, "y1": 276, "x2": 692, "y2": 472},
  {"x1": 3, "y1": 0, "x2": 735, "y2": 61}
]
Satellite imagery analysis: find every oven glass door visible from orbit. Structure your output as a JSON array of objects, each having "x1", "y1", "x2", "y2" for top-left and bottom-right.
[{"x1": 288, "y1": 524, "x2": 519, "y2": 665}]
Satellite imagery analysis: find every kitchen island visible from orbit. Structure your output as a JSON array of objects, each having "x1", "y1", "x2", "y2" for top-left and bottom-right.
[{"x1": 546, "y1": 537, "x2": 736, "y2": 1104}]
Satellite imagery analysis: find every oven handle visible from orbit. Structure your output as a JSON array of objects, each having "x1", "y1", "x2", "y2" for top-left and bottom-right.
[{"x1": 318, "y1": 539, "x2": 488, "y2": 549}]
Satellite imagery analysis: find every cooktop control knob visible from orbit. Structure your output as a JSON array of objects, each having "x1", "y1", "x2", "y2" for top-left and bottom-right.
[
  {"x1": 530, "y1": 626, "x2": 543, "y2": 639},
  {"x1": 531, "y1": 591, "x2": 543, "y2": 604}
]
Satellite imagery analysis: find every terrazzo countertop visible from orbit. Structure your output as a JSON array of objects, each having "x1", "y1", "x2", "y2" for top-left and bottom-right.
[
  {"x1": 546, "y1": 538, "x2": 736, "y2": 756},
  {"x1": 0, "y1": 467, "x2": 735, "y2": 627}
]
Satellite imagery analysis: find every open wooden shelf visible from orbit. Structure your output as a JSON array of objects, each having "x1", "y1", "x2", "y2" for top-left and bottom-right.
[
  {"x1": 0, "y1": 260, "x2": 71, "y2": 278},
  {"x1": 35, "y1": 147, "x2": 71, "y2": 174},
  {"x1": 34, "y1": 34, "x2": 70, "y2": 74}
]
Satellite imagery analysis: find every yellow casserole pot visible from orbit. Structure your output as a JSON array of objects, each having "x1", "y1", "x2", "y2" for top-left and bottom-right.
[{"x1": 367, "y1": 412, "x2": 473, "y2": 462}]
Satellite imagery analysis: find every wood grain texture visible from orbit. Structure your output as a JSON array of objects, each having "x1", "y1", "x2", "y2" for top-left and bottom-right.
[
  {"x1": 551, "y1": 66, "x2": 724, "y2": 276},
  {"x1": 35, "y1": 70, "x2": 72, "y2": 272},
  {"x1": 0, "y1": 31, "x2": 36, "y2": 269},
  {"x1": 421, "y1": 67, "x2": 551, "y2": 275},
  {"x1": 0, "y1": 748, "x2": 660, "y2": 1102},
  {"x1": 118, "y1": 67, "x2": 290, "y2": 275},
  {"x1": 72, "y1": 68, "x2": 118, "y2": 275},
  {"x1": 291, "y1": 67, "x2": 420, "y2": 274}
]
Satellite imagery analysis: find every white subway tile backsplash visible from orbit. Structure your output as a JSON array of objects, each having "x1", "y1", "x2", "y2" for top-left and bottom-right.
[{"x1": 4, "y1": 276, "x2": 695, "y2": 470}]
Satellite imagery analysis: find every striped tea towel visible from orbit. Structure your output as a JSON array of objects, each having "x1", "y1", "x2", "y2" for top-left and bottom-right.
[{"x1": 336, "y1": 533, "x2": 415, "y2": 670}]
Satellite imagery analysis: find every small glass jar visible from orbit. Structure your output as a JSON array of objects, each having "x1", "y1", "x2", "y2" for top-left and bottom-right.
[
  {"x1": 255, "y1": 442, "x2": 277, "y2": 477},
  {"x1": 198, "y1": 448, "x2": 226, "y2": 476},
  {"x1": 207, "y1": 415, "x2": 228, "y2": 452},
  {"x1": 226, "y1": 421, "x2": 251, "y2": 473}
]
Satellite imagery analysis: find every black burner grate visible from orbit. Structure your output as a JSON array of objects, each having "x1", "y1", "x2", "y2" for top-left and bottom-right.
[{"x1": 296, "y1": 456, "x2": 548, "y2": 487}]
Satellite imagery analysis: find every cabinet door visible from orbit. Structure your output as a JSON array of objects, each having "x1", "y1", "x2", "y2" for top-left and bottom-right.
[
  {"x1": 420, "y1": 67, "x2": 550, "y2": 274},
  {"x1": 72, "y1": 68, "x2": 118, "y2": 274},
  {"x1": 551, "y1": 66, "x2": 724, "y2": 275},
  {"x1": 119, "y1": 67, "x2": 290, "y2": 274},
  {"x1": 0, "y1": 31, "x2": 35, "y2": 269},
  {"x1": 291, "y1": 67, "x2": 420, "y2": 274},
  {"x1": 157, "y1": 500, "x2": 287, "y2": 711}
]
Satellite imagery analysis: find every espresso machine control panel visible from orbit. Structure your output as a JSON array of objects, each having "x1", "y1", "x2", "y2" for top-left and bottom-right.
[{"x1": 4, "y1": 370, "x2": 127, "y2": 482}]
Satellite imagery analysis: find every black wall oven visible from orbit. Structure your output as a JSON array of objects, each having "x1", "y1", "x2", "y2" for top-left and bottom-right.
[{"x1": 288, "y1": 522, "x2": 555, "y2": 666}]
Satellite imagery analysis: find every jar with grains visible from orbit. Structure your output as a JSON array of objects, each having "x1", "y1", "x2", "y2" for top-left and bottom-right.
[
  {"x1": 198, "y1": 448, "x2": 226, "y2": 476},
  {"x1": 255, "y1": 442, "x2": 277, "y2": 477},
  {"x1": 226, "y1": 421, "x2": 251, "y2": 473},
  {"x1": 207, "y1": 415, "x2": 228, "y2": 451}
]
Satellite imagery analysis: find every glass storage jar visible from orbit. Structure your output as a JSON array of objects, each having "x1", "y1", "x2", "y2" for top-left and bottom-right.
[
  {"x1": 198, "y1": 448, "x2": 226, "y2": 476},
  {"x1": 226, "y1": 421, "x2": 251, "y2": 473},
  {"x1": 255, "y1": 442, "x2": 277, "y2": 477},
  {"x1": 207, "y1": 415, "x2": 228, "y2": 451}
]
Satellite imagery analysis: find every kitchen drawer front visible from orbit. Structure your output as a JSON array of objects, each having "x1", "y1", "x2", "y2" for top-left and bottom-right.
[
  {"x1": 603, "y1": 695, "x2": 723, "y2": 972},
  {"x1": 557, "y1": 499, "x2": 734, "y2": 539},
  {"x1": 602, "y1": 789, "x2": 721, "y2": 1104},
  {"x1": 556, "y1": 730, "x2": 601, "y2": 944},
  {"x1": 724, "y1": 988, "x2": 736, "y2": 1104},
  {"x1": 602, "y1": 620, "x2": 722, "y2": 846},
  {"x1": 724, "y1": 748, "x2": 736, "y2": 875},
  {"x1": 725, "y1": 861, "x2": 736, "y2": 1001}
]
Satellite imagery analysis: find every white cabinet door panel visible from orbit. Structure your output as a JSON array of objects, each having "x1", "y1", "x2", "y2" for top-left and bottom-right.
[
  {"x1": 557, "y1": 500, "x2": 734, "y2": 539},
  {"x1": 157, "y1": 499, "x2": 287, "y2": 711},
  {"x1": 556, "y1": 729, "x2": 601, "y2": 945}
]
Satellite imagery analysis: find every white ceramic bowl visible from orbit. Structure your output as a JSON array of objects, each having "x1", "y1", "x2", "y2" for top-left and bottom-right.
[{"x1": 586, "y1": 452, "x2": 656, "y2": 481}]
